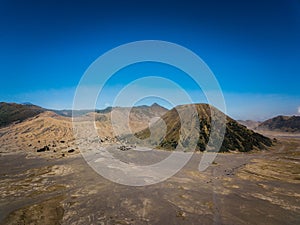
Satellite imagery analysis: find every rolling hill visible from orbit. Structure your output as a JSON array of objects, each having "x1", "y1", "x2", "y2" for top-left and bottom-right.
[
  {"x1": 0, "y1": 102, "x2": 45, "y2": 128},
  {"x1": 257, "y1": 115, "x2": 300, "y2": 133},
  {"x1": 0, "y1": 110, "x2": 74, "y2": 154}
]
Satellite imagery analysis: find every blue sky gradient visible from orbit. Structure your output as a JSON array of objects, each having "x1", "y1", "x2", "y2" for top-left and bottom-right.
[{"x1": 0, "y1": 0, "x2": 299, "y2": 120}]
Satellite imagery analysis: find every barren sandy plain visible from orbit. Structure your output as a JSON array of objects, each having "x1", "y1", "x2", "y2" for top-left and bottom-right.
[{"x1": 0, "y1": 112, "x2": 299, "y2": 225}]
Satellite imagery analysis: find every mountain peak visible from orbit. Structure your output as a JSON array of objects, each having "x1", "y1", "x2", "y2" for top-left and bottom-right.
[
  {"x1": 150, "y1": 103, "x2": 168, "y2": 112},
  {"x1": 151, "y1": 103, "x2": 160, "y2": 107},
  {"x1": 133, "y1": 103, "x2": 272, "y2": 152}
]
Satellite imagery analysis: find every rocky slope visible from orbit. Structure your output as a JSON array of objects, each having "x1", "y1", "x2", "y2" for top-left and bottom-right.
[
  {"x1": 0, "y1": 102, "x2": 45, "y2": 127},
  {"x1": 0, "y1": 111, "x2": 75, "y2": 156},
  {"x1": 134, "y1": 104, "x2": 272, "y2": 152}
]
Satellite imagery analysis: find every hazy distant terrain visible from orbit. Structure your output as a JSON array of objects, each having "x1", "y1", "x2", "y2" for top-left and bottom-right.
[{"x1": 237, "y1": 120, "x2": 261, "y2": 130}]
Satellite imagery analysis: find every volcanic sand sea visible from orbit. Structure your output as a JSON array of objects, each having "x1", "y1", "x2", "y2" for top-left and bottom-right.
[{"x1": 0, "y1": 133, "x2": 299, "y2": 225}]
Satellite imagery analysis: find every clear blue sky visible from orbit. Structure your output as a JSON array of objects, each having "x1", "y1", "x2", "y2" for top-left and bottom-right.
[{"x1": 0, "y1": 0, "x2": 299, "y2": 120}]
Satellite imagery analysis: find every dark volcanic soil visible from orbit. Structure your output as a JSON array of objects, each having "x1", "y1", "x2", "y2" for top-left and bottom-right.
[{"x1": 0, "y1": 136, "x2": 299, "y2": 225}]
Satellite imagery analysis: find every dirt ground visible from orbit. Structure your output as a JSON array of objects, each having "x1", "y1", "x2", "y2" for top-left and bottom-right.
[{"x1": 0, "y1": 133, "x2": 299, "y2": 225}]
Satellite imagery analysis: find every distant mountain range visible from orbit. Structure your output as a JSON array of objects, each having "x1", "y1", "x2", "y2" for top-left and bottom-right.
[
  {"x1": 6, "y1": 102, "x2": 300, "y2": 153},
  {"x1": 0, "y1": 102, "x2": 168, "y2": 155},
  {"x1": 1, "y1": 102, "x2": 299, "y2": 133},
  {"x1": 0, "y1": 102, "x2": 169, "y2": 140},
  {"x1": 257, "y1": 115, "x2": 300, "y2": 133},
  {"x1": 0, "y1": 102, "x2": 168, "y2": 128}
]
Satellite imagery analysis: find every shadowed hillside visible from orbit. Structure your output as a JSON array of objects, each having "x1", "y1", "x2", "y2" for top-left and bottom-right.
[{"x1": 0, "y1": 102, "x2": 45, "y2": 128}]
